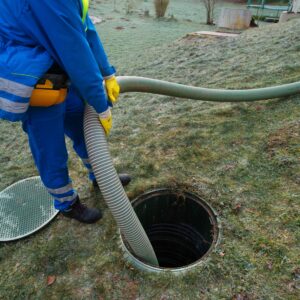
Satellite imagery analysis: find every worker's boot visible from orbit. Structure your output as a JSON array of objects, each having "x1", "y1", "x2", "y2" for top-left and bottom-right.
[
  {"x1": 61, "y1": 196, "x2": 102, "y2": 224},
  {"x1": 93, "y1": 173, "x2": 131, "y2": 188}
]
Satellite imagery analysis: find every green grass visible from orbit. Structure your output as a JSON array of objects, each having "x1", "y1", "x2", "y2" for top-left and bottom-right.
[
  {"x1": 90, "y1": 0, "x2": 248, "y2": 68},
  {"x1": 1, "y1": 1, "x2": 300, "y2": 299}
]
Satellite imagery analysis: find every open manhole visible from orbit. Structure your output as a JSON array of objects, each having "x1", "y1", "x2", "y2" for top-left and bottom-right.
[{"x1": 120, "y1": 188, "x2": 220, "y2": 273}]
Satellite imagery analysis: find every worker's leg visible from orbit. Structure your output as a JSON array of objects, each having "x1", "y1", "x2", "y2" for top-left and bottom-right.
[
  {"x1": 63, "y1": 90, "x2": 131, "y2": 187},
  {"x1": 22, "y1": 102, "x2": 77, "y2": 211},
  {"x1": 64, "y1": 86, "x2": 131, "y2": 187},
  {"x1": 63, "y1": 87, "x2": 96, "y2": 181}
]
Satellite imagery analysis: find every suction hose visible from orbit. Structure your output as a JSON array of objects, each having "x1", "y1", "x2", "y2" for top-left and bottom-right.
[
  {"x1": 84, "y1": 76, "x2": 300, "y2": 267},
  {"x1": 84, "y1": 104, "x2": 159, "y2": 266},
  {"x1": 117, "y1": 76, "x2": 300, "y2": 102}
]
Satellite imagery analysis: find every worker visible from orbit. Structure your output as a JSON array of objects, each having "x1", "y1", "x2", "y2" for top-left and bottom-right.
[{"x1": 0, "y1": 0, "x2": 131, "y2": 223}]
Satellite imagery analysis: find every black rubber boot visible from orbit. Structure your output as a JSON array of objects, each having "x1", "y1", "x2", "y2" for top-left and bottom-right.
[
  {"x1": 61, "y1": 196, "x2": 102, "y2": 224},
  {"x1": 93, "y1": 173, "x2": 131, "y2": 188}
]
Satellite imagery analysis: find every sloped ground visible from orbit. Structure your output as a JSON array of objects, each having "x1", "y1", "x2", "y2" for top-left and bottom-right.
[
  {"x1": 90, "y1": 0, "x2": 247, "y2": 65},
  {"x1": 0, "y1": 6, "x2": 299, "y2": 300}
]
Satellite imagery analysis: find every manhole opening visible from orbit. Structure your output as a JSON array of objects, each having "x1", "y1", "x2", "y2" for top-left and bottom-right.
[{"x1": 124, "y1": 189, "x2": 219, "y2": 269}]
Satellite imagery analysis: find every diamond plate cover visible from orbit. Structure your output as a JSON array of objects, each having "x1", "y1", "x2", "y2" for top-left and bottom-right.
[{"x1": 0, "y1": 177, "x2": 58, "y2": 241}]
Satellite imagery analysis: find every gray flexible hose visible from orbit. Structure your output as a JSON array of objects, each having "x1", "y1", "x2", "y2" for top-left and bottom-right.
[
  {"x1": 117, "y1": 76, "x2": 300, "y2": 102},
  {"x1": 83, "y1": 104, "x2": 159, "y2": 266},
  {"x1": 84, "y1": 76, "x2": 300, "y2": 267}
]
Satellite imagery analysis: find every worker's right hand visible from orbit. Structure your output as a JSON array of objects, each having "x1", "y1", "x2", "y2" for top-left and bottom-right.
[{"x1": 99, "y1": 108, "x2": 112, "y2": 136}]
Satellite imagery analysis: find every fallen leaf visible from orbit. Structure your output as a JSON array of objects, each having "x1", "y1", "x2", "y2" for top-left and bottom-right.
[
  {"x1": 219, "y1": 252, "x2": 225, "y2": 257},
  {"x1": 232, "y1": 293, "x2": 250, "y2": 300},
  {"x1": 287, "y1": 281, "x2": 295, "y2": 291},
  {"x1": 233, "y1": 203, "x2": 242, "y2": 214},
  {"x1": 292, "y1": 267, "x2": 300, "y2": 279},
  {"x1": 224, "y1": 164, "x2": 236, "y2": 171},
  {"x1": 47, "y1": 275, "x2": 56, "y2": 286}
]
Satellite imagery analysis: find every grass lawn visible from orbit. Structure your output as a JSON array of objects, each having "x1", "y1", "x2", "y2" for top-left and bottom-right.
[{"x1": 0, "y1": 1, "x2": 299, "y2": 299}]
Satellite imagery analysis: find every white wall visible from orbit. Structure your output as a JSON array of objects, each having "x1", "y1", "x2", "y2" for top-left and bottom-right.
[{"x1": 293, "y1": 0, "x2": 300, "y2": 13}]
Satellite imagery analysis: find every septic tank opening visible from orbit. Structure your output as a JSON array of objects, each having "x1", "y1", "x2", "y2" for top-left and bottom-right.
[{"x1": 122, "y1": 189, "x2": 219, "y2": 270}]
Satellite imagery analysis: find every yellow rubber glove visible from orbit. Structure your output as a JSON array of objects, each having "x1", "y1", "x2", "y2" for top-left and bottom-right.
[
  {"x1": 99, "y1": 108, "x2": 112, "y2": 136},
  {"x1": 105, "y1": 76, "x2": 120, "y2": 103}
]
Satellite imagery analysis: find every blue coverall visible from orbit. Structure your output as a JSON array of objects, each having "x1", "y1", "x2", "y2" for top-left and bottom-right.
[{"x1": 0, "y1": 0, "x2": 115, "y2": 210}]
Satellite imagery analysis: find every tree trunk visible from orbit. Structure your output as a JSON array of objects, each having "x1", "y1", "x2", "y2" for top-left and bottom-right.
[
  {"x1": 202, "y1": 0, "x2": 216, "y2": 25},
  {"x1": 154, "y1": 0, "x2": 170, "y2": 18}
]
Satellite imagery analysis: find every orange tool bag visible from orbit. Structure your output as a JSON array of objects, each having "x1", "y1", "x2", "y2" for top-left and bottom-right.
[{"x1": 30, "y1": 70, "x2": 69, "y2": 107}]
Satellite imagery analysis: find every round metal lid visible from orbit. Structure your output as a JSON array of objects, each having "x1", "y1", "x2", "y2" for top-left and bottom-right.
[{"x1": 0, "y1": 177, "x2": 59, "y2": 242}]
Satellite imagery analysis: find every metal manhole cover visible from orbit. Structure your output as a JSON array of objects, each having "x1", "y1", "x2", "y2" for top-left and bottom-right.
[{"x1": 0, "y1": 176, "x2": 59, "y2": 241}]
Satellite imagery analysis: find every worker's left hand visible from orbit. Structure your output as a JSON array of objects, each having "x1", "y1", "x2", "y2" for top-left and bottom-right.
[{"x1": 105, "y1": 76, "x2": 120, "y2": 103}]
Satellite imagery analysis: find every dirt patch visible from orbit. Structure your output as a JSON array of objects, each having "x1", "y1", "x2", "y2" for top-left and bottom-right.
[{"x1": 267, "y1": 121, "x2": 300, "y2": 157}]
